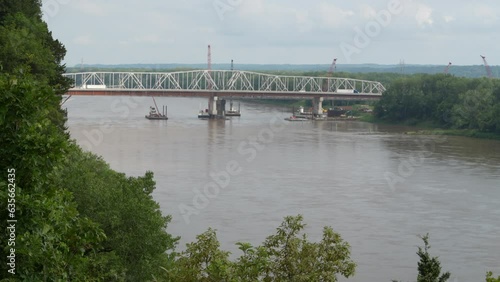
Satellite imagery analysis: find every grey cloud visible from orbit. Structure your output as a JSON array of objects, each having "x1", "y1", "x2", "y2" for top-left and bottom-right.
[{"x1": 44, "y1": 0, "x2": 500, "y2": 66}]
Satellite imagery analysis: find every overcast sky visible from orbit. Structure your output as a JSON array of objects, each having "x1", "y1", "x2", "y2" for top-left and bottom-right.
[{"x1": 42, "y1": 0, "x2": 500, "y2": 67}]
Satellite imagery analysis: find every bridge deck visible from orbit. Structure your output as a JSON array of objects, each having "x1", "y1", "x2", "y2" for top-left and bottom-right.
[
  {"x1": 66, "y1": 89, "x2": 381, "y2": 100},
  {"x1": 63, "y1": 70, "x2": 385, "y2": 100}
]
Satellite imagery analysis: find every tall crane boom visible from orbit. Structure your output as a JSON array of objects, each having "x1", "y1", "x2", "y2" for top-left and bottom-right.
[
  {"x1": 481, "y1": 55, "x2": 493, "y2": 78},
  {"x1": 444, "y1": 62, "x2": 452, "y2": 74},
  {"x1": 207, "y1": 45, "x2": 212, "y2": 71},
  {"x1": 207, "y1": 45, "x2": 213, "y2": 89},
  {"x1": 328, "y1": 58, "x2": 337, "y2": 76}
]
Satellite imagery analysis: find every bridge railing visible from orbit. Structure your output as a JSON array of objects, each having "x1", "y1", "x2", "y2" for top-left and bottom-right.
[{"x1": 63, "y1": 70, "x2": 386, "y2": 94}]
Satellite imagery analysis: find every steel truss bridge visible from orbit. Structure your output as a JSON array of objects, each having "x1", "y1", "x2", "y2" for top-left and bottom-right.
[{"x1": 63, "y1": 70, "x2": 385, "y2": 100}]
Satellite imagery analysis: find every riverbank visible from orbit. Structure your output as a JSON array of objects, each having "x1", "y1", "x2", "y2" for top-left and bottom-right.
[
  {"x1": 404, "y1": 129, "x2": 500, "y2": 140},
  {"x1": 244, "y1": 100, "x2": 500, "y2": 140},
  {"x1": 361, "y1": 115, "x2": 500, "y2": 140}
]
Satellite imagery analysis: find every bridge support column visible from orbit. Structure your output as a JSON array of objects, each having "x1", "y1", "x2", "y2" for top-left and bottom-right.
[
  {"x1": 217, "y1": 99, "x2": 226, "y2": 117},
  {"x1": 312, "y1": 97, "x2": 324, "y2": 116},
  {"x1": 208, "y1": 96, "x2": 218, "y2": 116}
]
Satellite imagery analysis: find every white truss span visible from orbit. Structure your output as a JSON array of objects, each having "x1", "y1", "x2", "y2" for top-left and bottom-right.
[{"x1": 63, "y1": 70, "x2": 386, "y2": 95}]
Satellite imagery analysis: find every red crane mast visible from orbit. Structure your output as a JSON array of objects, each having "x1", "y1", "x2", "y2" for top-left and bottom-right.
[
  {"x1": 207, "y1": 45, "x2": 212, "y2": 71},
  {"x1": 444, "y1": 62, "x2": 452, "y2": 74},
  {"x1": 481, "y1": 55, "x2": 493, "y2": 78},
  {"x1": 207, "y1": 45, "x2": 212, "y2": 89},
  {"x1": 328, "y1": 58, "x2": 337, "y2": 76}
]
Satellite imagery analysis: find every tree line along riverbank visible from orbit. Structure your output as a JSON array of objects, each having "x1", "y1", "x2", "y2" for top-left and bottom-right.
[{"x1": 250, "y1": 74, "x2": 500, "y2": 140}]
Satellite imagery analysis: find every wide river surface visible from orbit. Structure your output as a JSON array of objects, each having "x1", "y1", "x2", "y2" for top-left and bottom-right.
[{"x1": 65, "y1": 96, "x2": 500, "y2": 282}]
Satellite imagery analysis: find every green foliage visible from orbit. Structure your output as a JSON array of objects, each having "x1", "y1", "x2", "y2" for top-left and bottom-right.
[
  {"x1": 233, "y1": 242, "x2": 270, "y2": 281},
  {"x1": 452, "y1": 89, "x2": 493, "y2": 130},
  {"x1": 416, "y1": 234, "x2": 450, "y2": 282},
  {"x1": 486, "y1": 272, "x2": 500, "y2": 282},
  {"x1": 3, "y1": 188, "x2": 109, "y2": 281},
  {"x1": 0, "y1": 2, "x2": 112, "y2": 280},
  {"x1": 1, "y1": 1, "x2": 175, "y2": 280},
  {"x1": 0, "y1": 5, "x2": 71, "y2": 94},
  {"x1": 0, "y1": 77, "x2": 120, "y2": 280},
  {"x1": 392, "y1": 234, "x2": 451, "y2": 282},
  {"x1": 260, "y1": 215, "x2": 356, "y2": 281},
  {"x1": 0, "y1": 73, "x2": 120, "y2": 282},
  {"x1": 0, "y1": 74, "x2": 68, "y2": 191},
  {"x1": 166, "y1": 228, "x2": 232, "y2": 281},
  {"x1": 54, "y1": 146, "x2": 179, "y2": 281},
  {"x1": 375, "y1": 74, "x2": 500, "y2": 134},
  {"x1": 0, "y1": 0, "x2": 43, "y2": 23},
  {"x1": 162, "y1": 215, "x2": 355, "y2": 282}
]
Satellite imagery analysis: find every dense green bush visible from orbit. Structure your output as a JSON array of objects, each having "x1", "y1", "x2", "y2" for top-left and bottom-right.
[
  {"x1": 0, "y1": 1, "x2": 177, "y2": 280},
  {"x1": 54, "y1": 147, "x2": 179, "y2": 281},
  {"x1": 162, "y1": 215, "x2": 356, "y2": 282},
  {"x1": 375, "y1": 74, "x2": 500, "y2": 133}
]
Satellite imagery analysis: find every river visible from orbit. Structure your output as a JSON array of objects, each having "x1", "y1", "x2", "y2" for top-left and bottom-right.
[{"x1": 65, "y1": 96, "x2": 500, "y2": 282}]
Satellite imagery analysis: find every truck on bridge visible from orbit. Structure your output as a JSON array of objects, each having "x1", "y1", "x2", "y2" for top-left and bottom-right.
[
  {"x1": 82, "y1": 84, "x2": 107, "y2": 89},
  {"x1": 336, "y1": 89, "x2": 359, "y2": 94}
]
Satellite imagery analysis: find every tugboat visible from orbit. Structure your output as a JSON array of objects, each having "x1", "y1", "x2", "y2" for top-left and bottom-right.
[
  {"x1": 294, "y1": 106, "x2": 313, "y2": 119},
  {"x1": 284, "y1": 106, "x2": 309, "y2": 121},
  {"x1": 198, "y1": 109, "x2": 211, "y2": 119},
  {"x1": 284, "y1": 115, "x2": 309, "y2": 121},
  {"x1": 225, "y1": 100, "x2": 241, "y2": 117},
  {"x1": 145, "y1": 97, "x2": 168, "y2": 120}
]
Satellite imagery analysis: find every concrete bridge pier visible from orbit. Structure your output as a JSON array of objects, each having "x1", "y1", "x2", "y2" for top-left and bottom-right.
[
  {"x1": 208, "y1": 95, "x2": 226, "y2": 118},
  {"x1": 216, "y1": 99, "x2": 226, "y2": 117},
  {"x1": 312, "y1": 97, "x2": 324, "y2": 116},
  {"x1": 208, "y1": 96, "x2": 218, "y2": 116}
]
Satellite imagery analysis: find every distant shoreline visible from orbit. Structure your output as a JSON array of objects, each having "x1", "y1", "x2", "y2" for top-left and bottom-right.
[
  {"x1": 361, "y1": 115, "x2": 500, "y2": 140},
  {"x1": 66, "y1": 63, "x2": 499, "y2": 79}
]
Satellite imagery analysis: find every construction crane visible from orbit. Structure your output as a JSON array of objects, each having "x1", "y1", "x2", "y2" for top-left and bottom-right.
[
  {"x1": 444, "y1": 62, "x2": 452, "y2": 74},
  {"x1": 328, "y1": 58, "x2": 337, "y2": 76},
  {"x1": 399, "y1": 59, "x2": 405, "y2": 75},
  {"x1": 322, "y1": 58, "x2": 337, "y2": 92},
  {"x1": 207, "y1": 45, "x2": 212, "y2": 89},
  {"x1": 207, "y1": 45, "x2": 212, "y2": 71},
  {"x1": 480, "y1": 55, "x2": 493, "y2": 78}
]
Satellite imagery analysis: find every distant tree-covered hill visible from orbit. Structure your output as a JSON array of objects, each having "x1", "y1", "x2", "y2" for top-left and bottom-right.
[{"x1": 67, "y1": 63, "x2": 499, "y2": 79}]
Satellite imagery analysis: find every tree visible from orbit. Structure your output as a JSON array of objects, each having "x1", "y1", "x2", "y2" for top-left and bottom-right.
[
  {"x1": 162, "y1": 215, "x2": 356, "y2": 282},
  {"x1": 0, "y1": 0, "x2": 43, "y2": 25},
  {"x1": 259, "y1": 215, "x2": 356, "y2": 281},
  {"x1": 1, "y1": 1, "x2": 175, "y2": 280},
  {"x1": 0, "y1": 73, "x2": 68, "y2": 191},
  {"x1": 375, "y1": 74, "x2": 500, "y2": 134},
  {"x1": 416, "y1": 234, "x2": 450, "y2": 282},
  {"x1": 392, "y1": 234, "x2": 450, "y2": 282},
  {"x1": 0, "y1": 72, "x2": 118, "y2": 282},
  {"x1": 0, "y1": 0, "x2": 70, "y2": 134},
  {"x1": 452, "y1": 89, "x2": 495, "y2": 131},
  {"x1": 486, "y1": 272, "x2": 500, "y2": 282},
  {"x1": 0, "y1": 1, "x2": 71, "y2": 94},
  {"x1": 54, "y1": 146, "x2": 179, "y2": 281},
  {"x1": 165, "y1": 228, "x2": 233, "y2": 281}
]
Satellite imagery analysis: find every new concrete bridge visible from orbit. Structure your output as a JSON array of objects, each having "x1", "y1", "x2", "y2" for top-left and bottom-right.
[{"x1": 63, "y1": 70, "x2": 386, "y2": 116}]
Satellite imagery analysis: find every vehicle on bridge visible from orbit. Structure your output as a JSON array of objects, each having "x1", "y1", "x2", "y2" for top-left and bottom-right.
[
  {"x1": 82, "y1": 84, "x2": 107, "y2": 89},
  {"x1": 336, "y1": 89, "x2": 359, "y2": 94}
]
